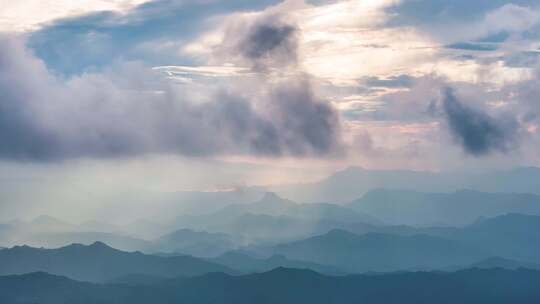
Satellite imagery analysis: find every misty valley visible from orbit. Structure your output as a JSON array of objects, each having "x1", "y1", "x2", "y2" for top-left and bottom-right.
[{"x1": 1, "y1": 167, "x2": 540, "y2": 303}]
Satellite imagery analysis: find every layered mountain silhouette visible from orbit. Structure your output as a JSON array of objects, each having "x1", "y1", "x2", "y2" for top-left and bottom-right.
[
  {"x1": 452, "y1": 257, "x2": 540, "y2": 271},
  {"x1": 1, "y1": 268, "x2": 539, "y2": 304},
  {"x1": 349, "y1": 189, "x2": 540, "y2": 226},
  {"x1": 270, "y1": 229, "x2": 487, "y2": 272},
  {"x1": 450, "y1": 213, "x2": 540, "y2": 262},
  {"x1": 260, "y1": 213, "x2": 540, "y2": 271},
  {"x1": 151, "y1": 189, "x2": 262, "y2": 217},
  {"x1": 175, "y1": 192, "x2": 379, "y2": 225},
  {"x1": 267, "y1": 166, "x2": 540, "y2": 202},
  {"x1": 153, "y1": 229, "x2": 240, "y2": 257},
  {"x1": 0, "y1": 242, "x2": 235, "y2": 282},
  {"x1": 0, "y1": 188, "x2": 538, "y2": 303},
  {"x1": 170, "y1": 192, "x2": 381, "y2": 242},
  {"x1": 213, "y1": 192, "x2": 381, "y2": 224},
  {"x1": 21, "y1": 231, "x2": 152, "y2": 252},
  {"x1": 28, "y1": 215, "x2": 74, "y2": 232},
  {"x1": 0, "y1": 216, "x2": 153, "y2": 252},
  {"x1": 210, "y1": 251, "x2": 344, "y2": 275}
]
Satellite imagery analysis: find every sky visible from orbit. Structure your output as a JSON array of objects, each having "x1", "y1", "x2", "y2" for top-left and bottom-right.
[{"x1": 1, "y1": 0, "x2": 540, "y2": 220}]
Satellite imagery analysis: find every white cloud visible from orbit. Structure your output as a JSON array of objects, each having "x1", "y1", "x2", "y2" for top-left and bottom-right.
[
  {"x1": 0, "y1": 0, "x2": 149, "y2": 32},
  {"x1": 183, "y1": 0, "x2": 434, "y2": 86},
  {"x1": 483, "y1": 4, "x2": 540, "y2": 35},
  {"x1": 153, "y1": 65, "x2": 252, "y2": 80}
]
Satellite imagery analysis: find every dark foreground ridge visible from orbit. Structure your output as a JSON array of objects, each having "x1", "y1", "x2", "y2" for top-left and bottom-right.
[
  {"x1": 0, "y1": 242, "x2": 235, "y2": 282},
  {"x1": 0, "y1": 267, "x2": 539, "y2": 304}
]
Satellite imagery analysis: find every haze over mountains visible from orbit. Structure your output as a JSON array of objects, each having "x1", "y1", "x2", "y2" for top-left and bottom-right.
[
  {"x1": 2, "y1": 167, "x2": 540, "y2": 254},
  {"x1": 155, "y1": 229, "x2": 239, "y2": 258},
  {"x1": 271, "y1": 230, "x2": 486, "y2": 272},
  {"x1": 1, "y1": 166, "x2": 539, "y2": 302},
  {"x1": 1, "y1": 208, "x2": 540, "y2": 277},
  {"x1": 349, "y1": 189, "x2": 540, "y2": 226},
  {"x1": 259, "y1": 213, "x2": 540, "y2": 273},
  {"x1": 268, "y1": 166, "x2": 540, "y2": 203}
]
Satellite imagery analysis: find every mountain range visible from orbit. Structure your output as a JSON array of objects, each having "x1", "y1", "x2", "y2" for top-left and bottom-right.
[
  {"x1": 349, "y1": 189, "x2": 540, "y2": 226},
  {"x1": 452, "y1": 257, "x2": 540, "y2": 271},
  {"x1": 450, "y1": 213, "x2": 540, "y2": 262},
  {"x1": 168, "y1": 192, "x2": 381, "y2": 243},
  {"x1": 153, "y1": 229, "x2": 240, "y2": 257},
  {"x1": 271, "y1": 229, "x2": 486, "y2": 272},
  {"x1": 1, "y1": 268, "x2": 538, "y2": 304},
  {"x1": 267, "y1": 166, "x2": 540, "y2": 203},
  {"x1": 209, "y1": 251, "x2": 344, "y2": 275},
  {"x1": 0, "y1": 242, "x2": 235, "y2": 282},
  {"x1": 263, "y1": 213, "x2": 540, "y2": 272}
]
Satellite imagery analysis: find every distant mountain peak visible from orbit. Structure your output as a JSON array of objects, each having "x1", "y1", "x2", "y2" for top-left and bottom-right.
[
  {"x1": 256, "y1": 192, "x2": 294, "y2": 206},
  {"x1": 324, "y1": 229, "x2": 357, "y2": 238},
  {"x1": 10, "y1": 245, "x2": 36, "y2": 252},
  {"x1": 88, "y1": 241, "x2": 114, "y2": 250},
  {"x1": 60, "y1": 242, "x2": 115, "y2": 253},
  {"x1": 266, "y1": 266, "x2": 290, "y2": 273},
  {"x1": 261, "y1": 192, "x2": 282, "y2": 201},
  {"x1": 264, "y1": 266, "x2": 321, "y2": 277},
  {"x1": 90, "y1": 241, "x2": 108, "y2": 246}
]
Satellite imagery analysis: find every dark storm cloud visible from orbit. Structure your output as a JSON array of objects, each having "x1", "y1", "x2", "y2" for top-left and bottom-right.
[
  {"x1": 0, "y1": 36, "x2": 342, "y2": 161},
  {"x1": 268, "y1": 80, "x2": 342, "y2": 156},
  {"x1": 241, "y1": 22, "x2": 297, "y2": 65},
  {"x1": 230, "y1": 18, "x2": 299, "y2": 70},
  {"x1": 440, "y1": 88, "x2": 520, "y2": 156},
  {"x1": 234, "y1": 17, "x2": 340, "y2": 154}
]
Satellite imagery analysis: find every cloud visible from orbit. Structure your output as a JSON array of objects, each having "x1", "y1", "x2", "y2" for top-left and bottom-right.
[
  {"x1": 27, "y1": 0, "x2": 284, "y2": 75},
  {"x1": 445, "y1": 42, "x2": 498, "y2": 52},
  {"x1": 482, "y1": 4, "x2": 540, "y2": 35},
  {"x1": 503, "y1": 51, "x2": 540, "y2": 68},
  {"x1": 267, "y1": 78, "x2": 342, "y2": 155},
  {"x1": 238, "y1": 19, "x2": 298, "y2": 69},
  {"x1": 346, "y1": 75, "x2": 445, "y2": 122},
  {"x1": 211, "y1": 14, "x2": 299, "y2": 71},
  {"x1": 386, "y1": 0, "x2": 540, "y2": 54},
  {"x1": 361, "y1": 74, "x2": 417, "y2": 88},
  {"x1": 388, "y1": 0, "x2": 540, "y2": 28},
  {"x1": 440, "y1": 88, "x2": 520, "y2": 156},
  {"x1": 0, "y1": 35, "x2": 342, "y2": 161},
  {"x1": 0, "y1": 0, "x2": 148, "y2": 32}
]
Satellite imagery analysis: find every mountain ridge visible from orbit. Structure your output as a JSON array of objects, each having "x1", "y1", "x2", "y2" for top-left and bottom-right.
[
  {"x1": 0, "y1": 241, "x2": 236, "y2": 282},
  {"x1": 1, "y1": 268, "x2": 539, "y2": 303}
]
